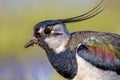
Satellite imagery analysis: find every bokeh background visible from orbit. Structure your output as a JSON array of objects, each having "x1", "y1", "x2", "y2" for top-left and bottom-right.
[{"x1": 0, "y1": 0, "x2": 120, "y2": 80}]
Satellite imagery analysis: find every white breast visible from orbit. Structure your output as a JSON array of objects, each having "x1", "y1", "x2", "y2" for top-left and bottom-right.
[{"x1": 72, "y1": 54, "x2": 120, "y2": 80}]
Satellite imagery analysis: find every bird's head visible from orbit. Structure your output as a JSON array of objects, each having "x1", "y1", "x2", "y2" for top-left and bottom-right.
[
  {"x1": 24, "y1": 20, "x2": 71, "y2": 53},
  {"x1": 24, "y1": 0, "x2": 104, "y2": 53}
]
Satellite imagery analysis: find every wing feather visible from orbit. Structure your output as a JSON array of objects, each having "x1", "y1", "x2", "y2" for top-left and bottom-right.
[{"x1": 77, "y1": 33, "x2": 120, "y2": 73}]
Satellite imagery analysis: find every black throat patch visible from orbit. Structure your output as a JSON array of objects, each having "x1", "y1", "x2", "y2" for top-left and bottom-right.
[{"x1": 45, "y1": 47, "x2": 77, "y2": 79}]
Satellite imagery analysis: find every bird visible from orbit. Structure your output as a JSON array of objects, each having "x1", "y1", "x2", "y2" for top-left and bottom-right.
[{"x1": 24, "y1": 0, "x2": 120, "y2": 80}]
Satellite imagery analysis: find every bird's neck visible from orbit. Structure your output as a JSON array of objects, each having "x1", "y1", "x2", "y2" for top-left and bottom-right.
[{"x1": 45, "y1": 48, "x2": 77, "y2": 79}]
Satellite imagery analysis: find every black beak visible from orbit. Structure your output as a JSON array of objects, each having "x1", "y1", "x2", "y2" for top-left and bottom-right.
[{"x1": 24, "y1": 37, "x2": 38, "y2": 48}]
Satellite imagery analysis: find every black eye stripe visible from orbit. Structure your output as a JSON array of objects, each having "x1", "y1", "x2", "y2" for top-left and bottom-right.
[{"x1": 34, "y1": 32, "x2": 41, "y2": 38}]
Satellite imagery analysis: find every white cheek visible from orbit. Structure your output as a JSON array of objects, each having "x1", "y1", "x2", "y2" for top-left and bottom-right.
[
  {"x1": 44, "y1": 34, "x2": 69, "y2": 54},
  {"x1": 45, "y1": 36, "x2": 65, "y2": 53},
  {"x1": 55, "y1": 43, "x2": 66, "y2": 53}
]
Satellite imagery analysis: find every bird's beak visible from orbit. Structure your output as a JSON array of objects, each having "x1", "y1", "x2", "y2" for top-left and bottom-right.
[{"x1": 24, "y1": 36, "x2": 38, "y2": 48}]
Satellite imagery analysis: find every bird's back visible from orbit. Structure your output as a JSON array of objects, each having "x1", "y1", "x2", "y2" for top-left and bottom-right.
[{"x1": 70, "y1": 31, "x2": 120, "y2": 50}]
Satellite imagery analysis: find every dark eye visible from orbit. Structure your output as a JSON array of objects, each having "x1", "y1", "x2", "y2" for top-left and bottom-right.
[{"x1": 44, "y1": 28, "x2": 51, "y2": 34}]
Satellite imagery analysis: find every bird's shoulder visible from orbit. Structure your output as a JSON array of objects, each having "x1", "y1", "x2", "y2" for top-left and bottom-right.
[
  {"x1": 70, "y1": 31, "x2": 103, "y2": 49},
  {"x1": 70, "y1": 30, "x2": 120, "y2": 50}
]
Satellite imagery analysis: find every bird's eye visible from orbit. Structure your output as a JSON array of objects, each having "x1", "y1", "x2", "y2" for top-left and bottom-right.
[{"x1": 44, "y1": 28, "x2": 51, "y2": 34}]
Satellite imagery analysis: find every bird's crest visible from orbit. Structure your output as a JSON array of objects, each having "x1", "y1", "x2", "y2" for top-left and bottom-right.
[{"x1": 59, "y1": 0, "x2": 104, "y2": 24}]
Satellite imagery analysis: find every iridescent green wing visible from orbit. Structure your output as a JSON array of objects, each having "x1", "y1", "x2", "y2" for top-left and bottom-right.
[{"x1": 77, "y1": 32, "x2": 120, "y2": 73}]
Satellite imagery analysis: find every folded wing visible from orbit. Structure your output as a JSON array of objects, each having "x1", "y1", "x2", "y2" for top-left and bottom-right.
[{"x1": 77, "y1": 33, "x2": 120, "y2": 74}]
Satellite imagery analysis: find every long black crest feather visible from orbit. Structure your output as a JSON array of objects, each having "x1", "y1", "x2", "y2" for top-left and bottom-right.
[{"x1": 59, "y1": 0, "x2": 104, "y2": 23}]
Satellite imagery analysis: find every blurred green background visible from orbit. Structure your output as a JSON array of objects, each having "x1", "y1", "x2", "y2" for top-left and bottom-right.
[{"x1": 0, "y1": 0, "x2": 120, "y2": 80}]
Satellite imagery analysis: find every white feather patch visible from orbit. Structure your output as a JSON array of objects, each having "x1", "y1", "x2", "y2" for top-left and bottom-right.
[{"x1": 45, "y1": 34, "x2": 70, "y2": 54}]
